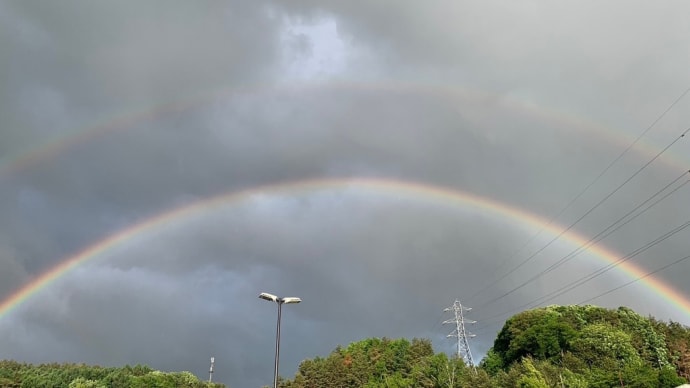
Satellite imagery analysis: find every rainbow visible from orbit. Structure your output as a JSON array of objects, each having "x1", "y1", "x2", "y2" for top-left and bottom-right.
[
  {"x1": 1, "y1": 177, "x2": 689, "y2": 321},
  {"x1": 2, "y1": 81, "x2": 688, "y2": 179}
]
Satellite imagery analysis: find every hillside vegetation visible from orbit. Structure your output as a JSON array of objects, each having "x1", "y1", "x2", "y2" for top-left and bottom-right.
[
  {"x1": 280, "y1": 305, "x2": 690, "y2": 387},
  {"x1": 3, "y1": 305, "x2": 690, "y2": 387},
  {"x1": 0, "y1": 362, "x2": 225, "y2": 388}
]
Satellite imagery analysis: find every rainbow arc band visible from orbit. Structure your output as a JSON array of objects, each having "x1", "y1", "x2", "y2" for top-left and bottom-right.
[
  {"x1": 1, "y1": 178, "x2": 688, "y2": 322},
  {"x1": 2, "y1": 81, "x2": 688, "y2": 180}
]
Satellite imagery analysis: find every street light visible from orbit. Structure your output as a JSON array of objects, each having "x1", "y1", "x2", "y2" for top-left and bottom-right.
[{"x1": 259, "y1": 292, "x2": 301, "y2": 388}]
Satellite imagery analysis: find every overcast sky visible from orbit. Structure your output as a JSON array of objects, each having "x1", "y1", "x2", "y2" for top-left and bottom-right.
[{"x1": 1, "y1": 1, "x2": 690, "y2": 387}]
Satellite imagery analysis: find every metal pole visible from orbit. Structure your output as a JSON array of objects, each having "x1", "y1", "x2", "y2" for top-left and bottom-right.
[
  {"x1": 209, "y1": 356, "x2": 214, "y2": 382},
  {"x1": 273, "y1": 300, "x2": 283, "y2": 388}
]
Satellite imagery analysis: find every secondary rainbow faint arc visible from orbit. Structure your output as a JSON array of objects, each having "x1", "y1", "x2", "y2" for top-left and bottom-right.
[
  {"x1": 2, "y1": 81, "x2": 688, "y2": 179},
  {"x1": 1, "y1": 177, "x2": 689, "y2": 321}
]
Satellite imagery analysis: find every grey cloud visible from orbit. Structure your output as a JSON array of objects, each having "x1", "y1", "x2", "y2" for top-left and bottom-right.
[
  {"x1": 1, "y1": 2, "x2": 690, "y2": 388},
  {"x1": 0, "y1": 243, "x2": 29, "y2": 298}
]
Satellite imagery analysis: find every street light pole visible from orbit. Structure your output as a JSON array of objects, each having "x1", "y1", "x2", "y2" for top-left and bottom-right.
[
  {"x1": 273, "y1": 300, "x2": 282, "y2": 388},
  {"x1": 259, "y1": 292, "x2": 301, "y2": 388}
]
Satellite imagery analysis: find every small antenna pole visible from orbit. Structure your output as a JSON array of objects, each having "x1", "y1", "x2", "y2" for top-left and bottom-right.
[{"x1": 209, "y1": 356, "x2": 215, "y2": 382}]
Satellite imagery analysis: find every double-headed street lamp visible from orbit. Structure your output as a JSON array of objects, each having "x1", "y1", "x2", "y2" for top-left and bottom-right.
[{"x1": 259, "y1": 292, "x2": 301, "y2": 388}]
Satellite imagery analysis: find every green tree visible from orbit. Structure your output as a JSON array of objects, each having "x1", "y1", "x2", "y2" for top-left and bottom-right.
[
  {"x1": 570, "y1": 323, "x2": 641, "y2": 369},
  {"x1": 479, "y1": 349, "x2": 503, "y2": 376},
  {"x1": 515, "y1": 358, "x2": 548, "y2": 388},
  {"x1": 69, "y1": 377, "x2": 106, "y2": 388},
  {"x1": 494, "y1": 307, "x2": 577, "y2": 367}
]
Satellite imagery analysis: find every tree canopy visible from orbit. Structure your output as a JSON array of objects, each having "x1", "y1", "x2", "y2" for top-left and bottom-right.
[
  {"x1": 4, "y1": 305, "x2": 690, "y2": 387},
  {"x1": 280, "y1": 305, "x2": 690, "y2": 388},
  {"x1": 0, "y1": 361, "x2": 225, "y2": 388}
]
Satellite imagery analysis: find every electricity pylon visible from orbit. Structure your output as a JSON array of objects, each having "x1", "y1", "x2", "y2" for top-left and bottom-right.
[{"x1": 443, "y1": 300, "x2": 476, "y2": 370}]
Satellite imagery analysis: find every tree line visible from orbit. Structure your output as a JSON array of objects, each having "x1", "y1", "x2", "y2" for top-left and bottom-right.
[
  {"x1": 0, "y1": 362, "x2": 225, "y2": 388},
  {"x1": 4, "y1": 304, "x2": 690, "y2": 387},
  {"x1": 278, "y1": 305, "x2": 690, "y2": 387}
]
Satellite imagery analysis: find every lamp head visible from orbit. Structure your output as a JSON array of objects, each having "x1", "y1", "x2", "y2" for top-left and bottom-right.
[
  {"x1": 259, "y1": 292, "x2": 279, "y2": 302},
  {"x1": 282, "y1": 297, "x2": 302, "y2": 304}
]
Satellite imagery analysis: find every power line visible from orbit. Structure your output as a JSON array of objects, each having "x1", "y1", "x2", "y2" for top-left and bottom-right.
[
  {"x1": 472, "y1": 218, "x2": 690, "y2": 331},
  {"x1": 578, "y1": 253, "x2": 690, "y2": 305},
  {"x1": 536, "y1": 176, "x2": 689, "y2": 279},
  {"x1": 468, "y1": 174, "x2": 688, "y2": 335},
  {"x1": 429, "y1": 89, "x2": 690, "y2": 347},
  {"x1": 519, "y1": 220, "x2": 690, "y2": 310},
  {"x1": 469, "y1": 171, "x2": 689, "y2": 337},
  {"x1": 466, "y1": 87, "x2": 690, "y2": 304},
  {"x1": 472, "y1": 249, "x2": 690, "y2": 336},
  {"x1": 477, "y1": 169, "x2": 690, "y2": 308}
]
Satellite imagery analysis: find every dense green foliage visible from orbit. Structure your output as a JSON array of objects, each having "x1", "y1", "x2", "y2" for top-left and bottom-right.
[
  {"x1": 0, "y1": 361, "x2": 224, "y2": 388},
  {"x1": 4, "y1": 305, "x2": 690, "y2": 387},
  {"x1": 280, "y1": 337, "x2": 488, "y2": 388},
  {"x1": 281, "y1": 305, "x2": 690, "y2": 387},
  {"x1": 484, "y1": 305, "x2": 690, "y2": 387}
]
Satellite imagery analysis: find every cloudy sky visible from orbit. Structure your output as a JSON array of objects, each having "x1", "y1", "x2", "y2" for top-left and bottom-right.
[{"x1": 1, "y1": 1, "x2": 690, "y2": 386}]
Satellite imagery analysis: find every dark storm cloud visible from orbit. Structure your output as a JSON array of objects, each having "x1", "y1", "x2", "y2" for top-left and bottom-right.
[
  {"x1": 0, "y1": 242, "x2": 29, "y2": 298},
  {"x1": 4, "y1": 1, "x2": 280, "y2": 99},
  {"x1": 1, "y1": 193, "x2": 543, "y2": 386},
  {"x1": 2, "y1": 1, "x2": 690, "y2": 387},
  {"x1": 274, "y1": 1, "x2": 690, "y2": 156}
]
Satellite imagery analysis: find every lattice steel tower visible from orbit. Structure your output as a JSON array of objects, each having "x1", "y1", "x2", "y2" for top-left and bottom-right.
[{"x1": 443, "y1": 300, "x2": 476, "y2": 369}]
